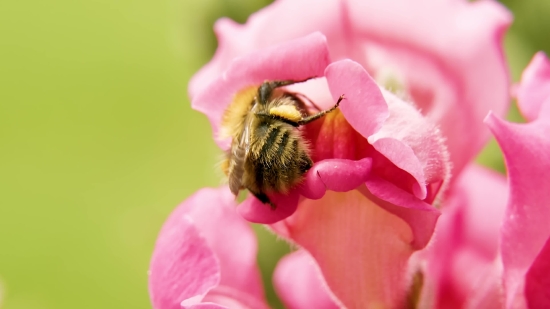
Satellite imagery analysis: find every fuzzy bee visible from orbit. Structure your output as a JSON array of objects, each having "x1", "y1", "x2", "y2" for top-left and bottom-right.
[{"x1": 220, "y1": 78, "x2": 344, "y2": 208}]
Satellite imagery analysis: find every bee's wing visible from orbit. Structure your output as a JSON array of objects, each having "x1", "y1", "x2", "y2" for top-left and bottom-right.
[{"x1": 227, "y1": 117, "x2": 252, "y2": 195}]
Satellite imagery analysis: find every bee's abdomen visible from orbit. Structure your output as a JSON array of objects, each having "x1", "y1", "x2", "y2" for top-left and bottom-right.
[{"x1": 250, "y1": 121, "x2": 312, "y2": 193}]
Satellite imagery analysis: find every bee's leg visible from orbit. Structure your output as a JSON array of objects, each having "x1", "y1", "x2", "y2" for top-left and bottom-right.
[
  {"x1": 297, "y1": 94, "x2": 345, "y2": 125},
  {"x1": 258, "y1": 77, "x2": 316, "y2": 105},
  {"x1": 247, "y1": 187, "x2": 276, "y2": 209}
]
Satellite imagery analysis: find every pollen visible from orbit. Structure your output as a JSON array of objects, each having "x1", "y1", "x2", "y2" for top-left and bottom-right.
[
  {"x1": 220, "y1": 86, "x2": 258, "y2": 139},
  {"x1": 269, "y1": 105, "x2": 302, "y2": 122}
]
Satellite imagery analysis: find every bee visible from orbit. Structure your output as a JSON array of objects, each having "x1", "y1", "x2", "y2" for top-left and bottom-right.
[{"x1": 220, "y1": 78, "x2": 344, "y2": 208}]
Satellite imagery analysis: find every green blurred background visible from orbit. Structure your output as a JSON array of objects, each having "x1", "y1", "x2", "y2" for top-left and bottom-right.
[{"x1": 0, "y1": 0, "x2": 548, "y2": 308}]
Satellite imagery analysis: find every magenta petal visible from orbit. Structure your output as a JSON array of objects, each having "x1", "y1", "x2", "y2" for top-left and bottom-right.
[
  {"x1": 299, "y1": 157, "x2": 372, "y2": 200},
  {"x1": 485, "y1": 104, "x2": 550, "y2": 307},
  {"x1": 192, "y1": 32, "x2": 331, "y2": 149},
  {"x1": 516, "y1": 52, "x2": 550, "y2": 121},
  {"x1": 149, "y1": 213, "x2": 220, "y2": 309},
  {"x1": 238, "y1": 190, "x2": 300, "y2": 224},
  {"x1": 525, "y1": 236, "x2": 550, "y2": 309},
  {"x1": 325, "y1": 59, "x2": 389, "y2": 139},
  {"x1": 274, "y1": 250, "x2": 338, "y2": 309}
]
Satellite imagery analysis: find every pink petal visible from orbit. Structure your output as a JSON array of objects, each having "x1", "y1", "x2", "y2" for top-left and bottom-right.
[
  {"x1": 325, "y1": 59, "x2": 451, "y2": 201},
  {"x1": 299, "y1": 158, "x2": 373, "y2": 200},
  {"x1": 455, "y1": 252, "x2": 504, "y2": 309},
  {"x1": 347, "y1": 0, "x2": 511, "y2": 176},
  {"x1": 516, "y1": 52, "x2": 550, "y2": 121},
  {"x1": 180, "y1": 187, "x2": 265, "y2": 301},
  {"x1": 237, "y1": 156, "x2": 373, "y2": 225},
  {"x1": 361, "y1": 176, "x2": 440, "y2": 249},
  {"x1": 191, "y1": 0, "x2": 511, "y2": 177},
  {"x1": 188, "y1": 304, "x2": 228, "y2": 309},
  {"x1": 202, "y1": 287, "x2": 271, "y2": 309},
  {"x1": 188, "y1": 0, "x2": 344, "y2": 98},
  {"x1": 368, "y1": 89, "x2": 451, "y2": 201},
  {"x1": 525, "y1": 236, "x2": 550, "y2": 309},
  {"x1": 278, "y1": 190, "x2": 419, "y2": 308},
  {"x1": 149, "y1": 187, "x2": 267, "y2": 309},
  {"x1": 416, "y1": 248, "x2": 503, "y2": 309},
  {"x1": 273, "y1": 250, "x2": 339, "y2": 309},
  {"x1": 237, "y1": 190, "x2": 300, "y2": 224},
  {"x1": 418, "y1": 164, "x2": 507, "y2": 308},
  {"x1": 451, "y1": 164, "x2": 508, "y2": 260},
  {"x1": 325, "y1": 59, "x2": 389, "y2": 139},
  {"x1": 485, "y1": 99, "x2": 550, "y2": 308},
  {"x1": 464, "y1": 273, "x2": 504, "y2": 309},
  {"x1": 149, "y1": 213, "x2": 220, "y2": 309},
  {"x1": 191, "y1": 32, "x2": 331, "y2": 149}
]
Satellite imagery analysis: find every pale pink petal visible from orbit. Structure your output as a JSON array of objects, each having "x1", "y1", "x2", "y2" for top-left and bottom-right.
[
  {"x1": 485, "y1": 98, "x2": 550, "y2": 308},
  {"x1": 191, "y1": 32, "x2": 331, "y2": 149},
  {"x1": 149, "y1": 187, "x2": 268, "y2": 309},
  {"x1": 188, "y1": 0, "x2": 344, "y2": 98},
  {"x1": 278, "y1": 190, "x2": 418, "y2": 308},
  {"x1": 273, "y1": 250, "x2": 339, "y2": 309},
  {"x1": 149, "y1": 213, "x2": 220, "y2": 309},
  {"x1": 516, "y1": 52, "x2": 550, "y2": 121},
  {"x1": 525, "y1": 236, "x2": 550, "y2": 309}
]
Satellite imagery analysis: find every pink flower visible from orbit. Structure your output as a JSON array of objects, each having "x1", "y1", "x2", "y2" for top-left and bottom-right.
[
  {"x1": 149, "y1": 187, "x2": 270, "y2": 309},
  {"x1": 190, "y1": 0, "x2": 511, "y2": 178},
  {"x1": 149, "y1": 0, "x2": 515, "y2": 308},
  {"x1": 486, "y1": 52, "x2": 550, "y2": 309},
  {"x1": 416, "y1": 52, "x2": 550, "y2": 308}
]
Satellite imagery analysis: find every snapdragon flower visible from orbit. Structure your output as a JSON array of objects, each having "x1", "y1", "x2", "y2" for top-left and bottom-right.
[{"x1": 144, "y1": 1, "x2": 550, "y2": 308}]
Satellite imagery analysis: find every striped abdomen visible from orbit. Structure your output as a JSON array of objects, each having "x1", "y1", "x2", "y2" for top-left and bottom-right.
[{"x1": 244, "y1": 117, "x2": 313, "y2": 194}]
